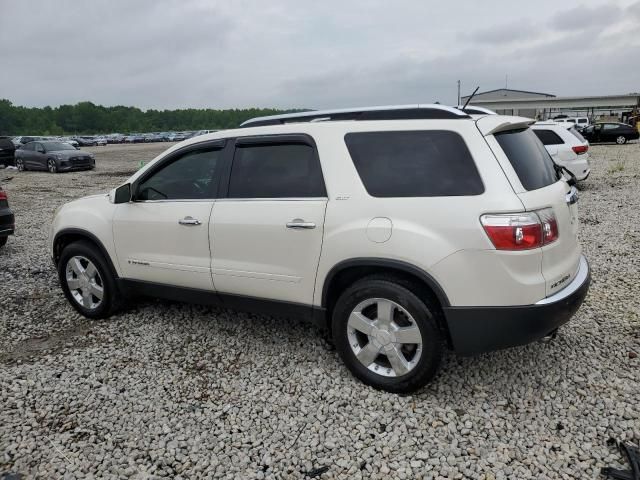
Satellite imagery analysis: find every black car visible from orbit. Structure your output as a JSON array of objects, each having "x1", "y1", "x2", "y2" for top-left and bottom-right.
[
  {"x1": 581, "y1": 123, "x2": 639, "y2": 145},
  {"x1": 73, "y1": 136, "x2": 98, "y2": 147},
  {"x1": 0, "y1": 186, "x2": 14, "y2": 248},
  {"x1": 0, "y1": 137, "x2": 16, "y2": 167},
  {"x1": 15, "y1": 141, "x2": 95, "y2": 173}
]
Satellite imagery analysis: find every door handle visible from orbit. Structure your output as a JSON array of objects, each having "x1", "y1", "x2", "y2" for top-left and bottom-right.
[
  {"x1": 178, "y1": 216, "x2": 201, "y2": 226},
  {"x1": 286, "y1": 219, "x2": 316, "y2": 229}
]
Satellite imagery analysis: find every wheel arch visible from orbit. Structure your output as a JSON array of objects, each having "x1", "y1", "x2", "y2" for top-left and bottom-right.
[
  {"x1": 321, "y1": 258, "x2": 452, "y2": 344},
  {"x1": 53, "y1": 228, "x2": 119, "y2": 278}
]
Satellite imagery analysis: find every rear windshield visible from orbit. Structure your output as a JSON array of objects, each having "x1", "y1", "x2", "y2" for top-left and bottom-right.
[
  {"x1": 568, "y1": 127, "x2": 586, "y2": 143},
  {"x1": 494, "y1": 128, "x2": 558, "y2": 191}
]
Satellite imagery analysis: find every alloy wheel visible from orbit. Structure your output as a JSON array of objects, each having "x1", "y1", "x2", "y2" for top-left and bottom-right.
[
  {"x1": 65, "y1": 256, "x2": 104, "y2": 310},
  {"x1": 616, "y1": 136, "x2": 627, "y2": 145},
  {"x1": 347, "y1": 298, "x2": 423, "y2": 377},
  {"x1": 47, "y1": 159, "x2": 57, "y2": 173},
  {"x1": 16, "y1": 159, "x2": 24, "y2": 171}
]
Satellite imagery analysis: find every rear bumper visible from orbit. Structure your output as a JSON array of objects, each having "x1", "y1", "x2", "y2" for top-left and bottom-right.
[
  {"x1": 444, "y1": 255, "x2": 590, "y2": 356},
  {"x1": 0, "y1": 209, "x2": 15, "y2": 236}
]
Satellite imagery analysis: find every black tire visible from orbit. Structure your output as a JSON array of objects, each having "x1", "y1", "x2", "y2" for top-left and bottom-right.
[
  {"x1": 15, "y1": 158, "x2": 25, "y2": 171},
  {"x1": 0, "y1": 236, "x2": 7, "y2": 248},
  {"x1": 47, "y1": 158, "x2": 58, "y2": 173},
  {"x1": 332, "y1": 276, "x2": 443, "y2": 393},
  {"x1": 58, "y1": 240, "x2": 121, "y2": 319},
  {"x1": 616, "y1": 135, "x2": 627, "y2": 145}
]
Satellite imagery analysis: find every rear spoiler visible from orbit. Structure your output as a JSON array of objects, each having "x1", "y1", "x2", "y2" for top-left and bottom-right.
[{"x1": 476, "y1": 115, "x2": 535, "y2": 136}]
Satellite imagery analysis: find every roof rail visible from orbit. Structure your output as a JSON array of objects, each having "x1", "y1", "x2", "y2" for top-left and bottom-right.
[{"x1": 240, "y1": 104, "x2": 470, "y2": 127}]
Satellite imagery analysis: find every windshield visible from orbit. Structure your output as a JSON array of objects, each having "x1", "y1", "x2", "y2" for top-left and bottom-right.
[
  {"x1": 42, "y1": 141, "x2": 77, "y2": 151},
  {"x1": 494, "y1": 128, "x2": 558, "y2": 191}
]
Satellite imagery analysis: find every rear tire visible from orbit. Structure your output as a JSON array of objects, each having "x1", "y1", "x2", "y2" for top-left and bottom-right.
[
  {"x1": 0, "y1": 236, "x2": 7, "y2": 248},
  {"x1": 332, "y1": 277, "x2": 443, "y2": 393},
  {"x1": 58, "y1": 240, "x2": 121, "y2": 319},
  {"x1": 616, "y1": 136, "x2": 627, "y2": 145}
]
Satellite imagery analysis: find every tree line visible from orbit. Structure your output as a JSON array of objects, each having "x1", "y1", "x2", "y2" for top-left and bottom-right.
[{"x1": 0, "y1": 99, "x2": 301, "y2": 136}]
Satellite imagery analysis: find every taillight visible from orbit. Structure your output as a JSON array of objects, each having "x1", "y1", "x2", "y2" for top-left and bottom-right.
[
  {"x1": 572, "y1": 145, "x2": 588, "y2": 155},
  {"x1": 0, "y1": 190, "x2": 6, "y2": 201},
  {"x1": 481, "y1": 208, "x2": 559, "y2": 250}
]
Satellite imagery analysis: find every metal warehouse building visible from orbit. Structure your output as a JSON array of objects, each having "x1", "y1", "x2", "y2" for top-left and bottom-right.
[{"x1": 461, "y1": 88, "x2": 640, "y2": 122}]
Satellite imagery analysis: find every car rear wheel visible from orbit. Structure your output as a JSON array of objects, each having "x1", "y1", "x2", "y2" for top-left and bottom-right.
[
  {"x1": 0, "y1": 236, "x2": 7, "y2": 248},
  {"x1": 47, "y1": 159, "x2": 58, "y2": 173},
  {"x1": 332, "y1": 277, "x2": 443, "y2": 393},
  {"x1": 15, "y1": 158, "x2": 25, "y2": 171},
  {"x1": 58, "y1": 241, "x2": 121, "y2": 319},
  {"x1": 616, "y1": 135, "x2": 627, "y2": 145}
]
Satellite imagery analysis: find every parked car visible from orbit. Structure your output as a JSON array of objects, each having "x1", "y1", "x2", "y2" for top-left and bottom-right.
[
  {"x1": 18, "y1": 136, "x2": 44, "y2": 145},
  {"x1": 532, "y1": 122, "x2": 590, "y2": 181},
  {"x1": 50, "y1": 104, "x2": 590, "y2": 393},
  {"x1": 59, "y1": 137, "x2": 79, "y2": 148},
  {"x1": 95, "y1": 136, "x2": 108, "y2": 146},
  {"x1": 0, "y1": 137, "x2": 16, "y2": 167},
  {"x1": 581, "y1": 123, "x2": 639, "y2": 144},
  {"x1": 107, "y1": 134, "x2": 125, "y2": 144},
  {"x1": 11, "y1": 137, "x2": 23, "y2": 148},
  {"x1": 0, "y1": 185, "x2": 14, "y2": 248},
  {"x1": 124, "y1": 134, "x2": 145, "y2": 143},
  {"x1": 554, "y1": 117, "x2": 590, "y2": 130},
  {"x1": 15, "y1": 141, "x2": 95, "y2": 173},
  {"x1": 73, "y1": 136, "x2": 98, "y2": 147}
]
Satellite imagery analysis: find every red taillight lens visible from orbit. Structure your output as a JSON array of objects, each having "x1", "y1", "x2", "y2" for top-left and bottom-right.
[
  {"x1": 572, "y1": 145, "x2": 588, "y2": 155},
  {"x1": 0, "y1": 190, "x2": 6, "y2": 201},
  {"x1": 481, "y1": 209, "x2": 559, "y2": 250}
]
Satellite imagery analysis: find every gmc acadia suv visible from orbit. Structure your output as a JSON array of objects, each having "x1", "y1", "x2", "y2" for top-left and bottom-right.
[{"x1": 50, "y1": 105, "x2": 590, "y2": 393}]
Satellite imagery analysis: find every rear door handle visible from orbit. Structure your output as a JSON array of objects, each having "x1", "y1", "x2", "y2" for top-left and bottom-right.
[
  {"x1": 286, "y1": 219, "x2": 316, "y2": 229},
  {"x1": 178, "y1": 216, "x2": 201, "y2": 226}
]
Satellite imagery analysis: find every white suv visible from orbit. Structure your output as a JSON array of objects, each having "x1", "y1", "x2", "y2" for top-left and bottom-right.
[
  {"x1": 50, "y1": 105, "x2": 590, "y2": 393},
  {"x1": 532, "y1": 121, "x2": 591, "y2": 181}
]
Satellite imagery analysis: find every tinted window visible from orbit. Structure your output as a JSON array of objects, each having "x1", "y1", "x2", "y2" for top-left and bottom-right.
[
  {"x1": 603, "y1": 124, "x2": 618, "y2": 131},
  {"x1": 533, "y1": 129, "x2": 564, "y2": 145},
  {"x1": 344, "y1": 131, "x2": 483, "y2": 197},
  {"x1": 22, "y1": 143, "x2": 34, "y2": 151},
  {"x1": 568, "y1": 127, "x2": 586, "y2": 143},
  {"x1": 228, "y1": 143, "x2": 326, "y2": 198},
  {"x1": 137, "y1": 148, "x2": 222, "y2": 200},
  {"x1": 494, "y1": 128, "x2": 558, "y2": 191}
]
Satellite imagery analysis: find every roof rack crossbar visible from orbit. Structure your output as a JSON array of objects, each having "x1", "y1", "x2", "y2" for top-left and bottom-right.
[{"x1": 240, "y1": 104, "x2": 469, "y2": 127}]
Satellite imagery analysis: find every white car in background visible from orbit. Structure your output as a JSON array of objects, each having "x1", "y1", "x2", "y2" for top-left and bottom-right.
[
  {"x1": 554, "y1": 117, "x2": 590, "y2": 130},
  {"x1": 532, "y1": 122, "x2": 590, "y2": 181}
]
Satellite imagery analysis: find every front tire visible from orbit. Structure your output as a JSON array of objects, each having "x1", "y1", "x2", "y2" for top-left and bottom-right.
[
  {"x1": 16, "y1": 158, "x2": 25, "y2": 171},
  {"x1": 616, "y1": 136, "x2": 627, "y2": 145},
  {"x1": 47, "y1": 158, "x2": 58, "y2": 173},
  {"x1": 58, "y1": 241, "x2": 120, "y2": 319},
  {"x1": 332, "y1": 277, "x2": 443, "y2": 393}
]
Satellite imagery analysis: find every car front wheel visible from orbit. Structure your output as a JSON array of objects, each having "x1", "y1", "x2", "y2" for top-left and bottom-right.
[
  {"x1": 47, "y1": 159, "x2": 58, "y2": 173},
  {"x1": 15, "y1": 158, "x2": 25, "y2": 171},
  {"x1": 332, "y1": 277, "x2": 443, "y2": 393},
  {"x1": 58, "y1": 241, "x2": 121, "y2": 319}
]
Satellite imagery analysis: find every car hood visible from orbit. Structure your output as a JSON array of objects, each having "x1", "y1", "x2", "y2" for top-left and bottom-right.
[{"x1": 50, "y1": 150, "x2": 90, "y2": 158}]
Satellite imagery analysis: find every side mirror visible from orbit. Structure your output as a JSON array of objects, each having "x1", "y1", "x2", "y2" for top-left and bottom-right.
[{"x1": 111, "y1": 183, "x2": 132, "y2": 204}]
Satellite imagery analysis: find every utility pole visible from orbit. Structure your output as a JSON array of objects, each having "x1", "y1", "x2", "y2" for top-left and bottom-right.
[{"x1": 457, "y1": 80, "x2": 461, "y2": 106}]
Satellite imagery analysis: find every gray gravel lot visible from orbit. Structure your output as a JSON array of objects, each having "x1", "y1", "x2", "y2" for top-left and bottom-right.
[{"x1": 1, "y1": 142, "x2": 639, "y2": 479}]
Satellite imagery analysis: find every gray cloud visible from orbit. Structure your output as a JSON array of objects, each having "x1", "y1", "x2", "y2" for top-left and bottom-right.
[{"x1": 0, "y1": 0, "x2": 637, "y2": 110}]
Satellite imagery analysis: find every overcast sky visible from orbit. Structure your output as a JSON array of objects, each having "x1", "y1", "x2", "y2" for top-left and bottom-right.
[{"x1": 2, "y1": 0, "x2": 639, "y2": 110}]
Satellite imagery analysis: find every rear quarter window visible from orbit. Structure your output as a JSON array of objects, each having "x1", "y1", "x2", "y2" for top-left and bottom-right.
[
  {"x1": 533, "y1": 129, "x2": 564, "y2": 145},
  {"x1": 344, "y1": 130, "x2": 484, "y2": 197},
  {"x1": 494, "y1": 128, "x2": 558, "y2": 191}
]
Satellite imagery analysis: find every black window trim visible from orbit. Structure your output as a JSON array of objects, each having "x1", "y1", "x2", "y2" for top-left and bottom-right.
[
  {"x1": 343, "y1": 129, "x2": 485, "y2": 198},
  {"x1": 217, "y1": 133, "x2": 328, "y2": 200},
  {"x1": 131, "y1": 138, "x2": 228, "y2": 202}
]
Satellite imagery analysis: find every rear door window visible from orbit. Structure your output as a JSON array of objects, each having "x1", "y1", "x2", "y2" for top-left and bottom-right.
[
  {"x1": 494, "y1": 128, "x2": 558, "y2": 191},
  {"x1": 344, "y1": 131, "x2": 484, "y2": 197},
  {"x1": 533, "y1": 129, "x2": 564, "y2": 145}
]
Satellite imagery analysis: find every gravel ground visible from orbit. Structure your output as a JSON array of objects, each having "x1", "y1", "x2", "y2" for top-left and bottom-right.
[{"x1": 1, "y1": 142, "x2": 639, "y2": 479}]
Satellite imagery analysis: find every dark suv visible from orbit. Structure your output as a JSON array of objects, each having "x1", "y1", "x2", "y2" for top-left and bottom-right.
[
  {"x1": 0, "y1": 186, "x2": 14, "y2": 248},
  {"x1": 0, "y1": 137, "x2": 16, "y2": 167}
]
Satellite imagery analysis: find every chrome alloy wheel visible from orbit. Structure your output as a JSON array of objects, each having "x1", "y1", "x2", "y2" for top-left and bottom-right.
[
  {"x1": 16, "y1": 158, "x2": 24, "y2": 171},
  {"x1": 47, "y1": 159, "x2": 57, "y2": 173},
  {"x1": 65, "y1": 256, "x2": 104, "y2": 310},
  {"x1": 347, "y1": 298, "x2": 423, "y2": 377},
  {"x1": 616, "y1": 135, "x2": 627, "y2": 145}
]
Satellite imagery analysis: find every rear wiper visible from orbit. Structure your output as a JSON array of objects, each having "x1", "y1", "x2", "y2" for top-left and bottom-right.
[{"x1": 553, "y1": 162, "x2": 577, "y2": 187}]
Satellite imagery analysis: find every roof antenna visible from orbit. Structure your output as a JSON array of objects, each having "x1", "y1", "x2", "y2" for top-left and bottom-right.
[{"x1": 462, "y1": 86, "x2": 479, "y2": 110}]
